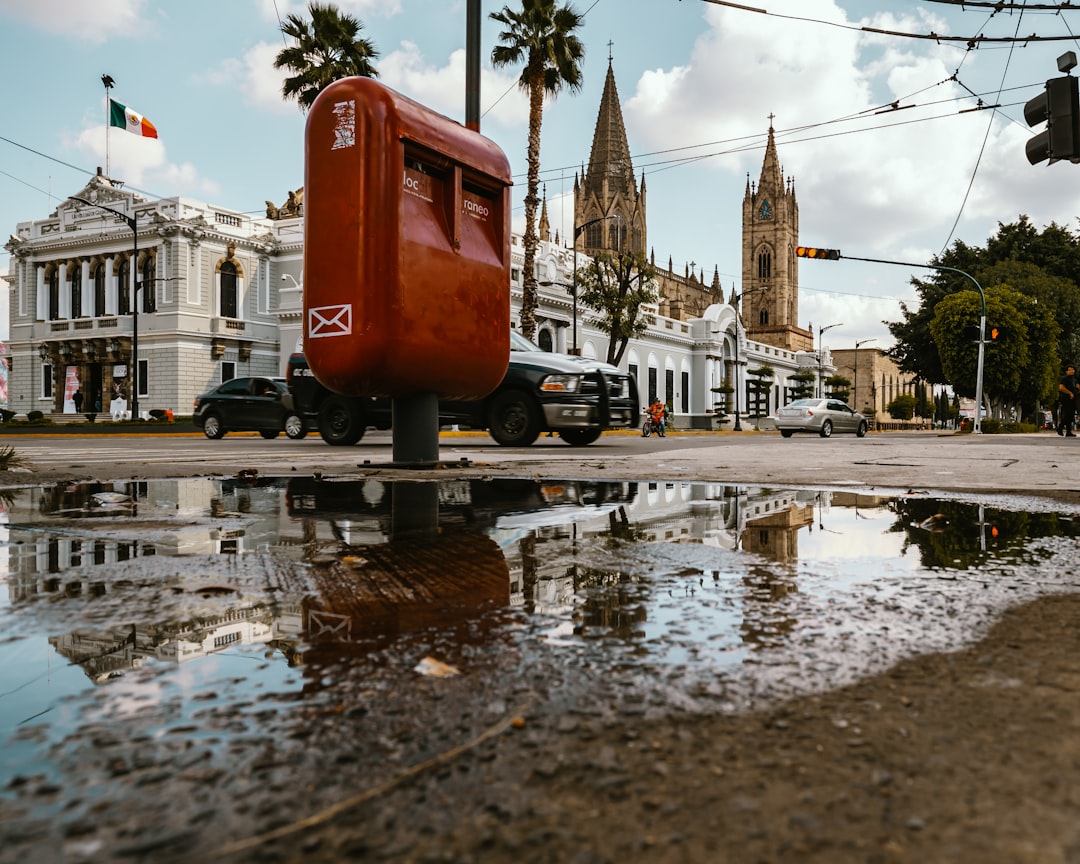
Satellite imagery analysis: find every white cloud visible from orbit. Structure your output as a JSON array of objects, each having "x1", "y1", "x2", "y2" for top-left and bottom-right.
[
  {"x1": 206, "y1": 41, "x2": 294, "y2": 115},
  {"x1": 254, "y1": 0, "x2": 403, "y2": 27},
  {"x1": 0, "y1": 0, "x2": 146, "y2": 42},
  {"x1": 379, "y1": 42, "x2": 526, "y2": 128},
  {"x1": 71, "y1": 124, "x2": 219, "y2": 201}
]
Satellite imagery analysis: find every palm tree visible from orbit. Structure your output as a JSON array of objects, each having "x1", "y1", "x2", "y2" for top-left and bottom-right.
[
  {"x1": 490, "y1": 0, "x2": 584, "y2": 340},
  {"x1": 274, "y1": 2, "x2": 379, "y2": 112}
]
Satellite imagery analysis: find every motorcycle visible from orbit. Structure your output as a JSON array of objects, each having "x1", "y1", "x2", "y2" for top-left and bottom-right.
[{"x1": 642, "y1": 411, "x2": 666, "y2": 437}]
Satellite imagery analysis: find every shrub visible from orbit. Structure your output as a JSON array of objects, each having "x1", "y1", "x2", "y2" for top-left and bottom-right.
[
  {"x1": 27, "y1": 410, "x2": 44, "y2": 423},
  {"x1": 0, "y1": 409, "x2": 15, "y2": 423},
  {"x1": 0, "y1": 445, "x2": 27, "y2": 470}
]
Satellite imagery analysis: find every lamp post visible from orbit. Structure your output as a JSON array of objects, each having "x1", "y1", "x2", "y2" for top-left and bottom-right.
[
  {"x1": 853, "y1": 337, "x2": 876, "y2": 411},
  {"x1": 727, "y1": 286, "x2": 768, "y2": 431},
  {"x1": 817, "y1": 323, "x2": 843, "y2": 398},
  {"x1": 68, "y1": 196, "x2": 140, "y2": 419},
  {"x1": 570, "y1": 215, "x2": 619, "y2": 356},
  {"x1": 37, "y1": 342, "x2": 48, "y2": 407}
]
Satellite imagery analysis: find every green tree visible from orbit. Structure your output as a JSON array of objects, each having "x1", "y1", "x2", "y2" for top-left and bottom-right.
[
  {"x1": 576, "y1": 251, "x2": 657, "y2": 366},
  {"x1": 491, "y1": 0, "x2": 585, "y2": 340},
  {"x1": 746, "y1": 364, "x2": 774, "y2": 418},
  {"x1": 887, "y1": 217, "x2": 1080, "y2": 387},
  {"x1": 788, "y1": 368, "x2": 816, "y2": 400},
  {"x1": 886, "y1": 393, "x2": 916, "y2": 420},
  {"x1": 928, "y1": 286, "x2": 1045, "y2": 419},
  {"x1": 824, "y1": 374, "x2": 850, "y2": 403},
  {"x1": 274, "y1": 2, "x2": 380, "y2": 111}
]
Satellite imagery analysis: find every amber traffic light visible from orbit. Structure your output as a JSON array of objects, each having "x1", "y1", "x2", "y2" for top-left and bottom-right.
[{"x1": 795, "y1": 246, "x2": 841, "y2": 260}]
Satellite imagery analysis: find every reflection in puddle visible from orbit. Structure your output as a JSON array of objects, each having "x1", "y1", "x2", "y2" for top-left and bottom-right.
[{"x1": 0, "y1": 477, "x2": 1078, "y2": 793}]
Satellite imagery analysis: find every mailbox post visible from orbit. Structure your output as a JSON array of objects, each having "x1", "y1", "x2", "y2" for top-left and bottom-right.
[{"x1": 304, "y1": 77, "x2": 512, "y2": 464}]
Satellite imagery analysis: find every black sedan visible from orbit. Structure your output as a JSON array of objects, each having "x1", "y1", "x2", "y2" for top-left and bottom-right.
[{"x1": 192, "y1": 377, "x2": 307, "y2": 440}]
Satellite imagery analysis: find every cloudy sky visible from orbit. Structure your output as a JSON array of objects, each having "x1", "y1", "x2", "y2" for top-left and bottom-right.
[{"x1": 2, "y1": 0, "x2": 1080, "y2": 349}]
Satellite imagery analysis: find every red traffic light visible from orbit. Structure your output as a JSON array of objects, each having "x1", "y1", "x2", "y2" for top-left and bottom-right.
[
  {"x1": 795, "y1": 246, "x2": 841, "y2": 260},
  {"x1": 986, "y1": 325, "x2": 1002, "y2": 341}
]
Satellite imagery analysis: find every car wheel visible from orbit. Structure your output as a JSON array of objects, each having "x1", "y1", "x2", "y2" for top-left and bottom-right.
[
  {"x1": 318, "y1": 396, "x2": 365, "y2": 446},
  {"x1": 856, "y1": 420, "x2": 868, "y2": 438},
  {"x1": 259, "y1": 429, "x2": 280, "y2": 440},
  {"x1": 487, "y1": 390, "x2": 541, "y2": 447},
  {"x1": 560, "y1": 429, "x2": 602, "y2": 446},
  {"x1": 819, "y1": 419, "x2": 833, "y2": 438},
  {"x1": 780, "y1": 429, "x2": 794, "y2": 438},
  {"x1": 284, "y1": 413, "x2": 307, "y2": 440},
  {"x1": 202, "y1": 414, "x2": 226, "y2": 439}
]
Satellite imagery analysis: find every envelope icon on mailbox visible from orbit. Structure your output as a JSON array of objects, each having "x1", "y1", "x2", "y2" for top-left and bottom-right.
[
  {"x1": 309, "y1": 304, "x2": 352, "y2": 338},
  {"x1": 309, "y1": 609, "x2": 351, "y2": 640}
]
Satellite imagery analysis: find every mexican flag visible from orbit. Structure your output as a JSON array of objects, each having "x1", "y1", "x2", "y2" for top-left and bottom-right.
[{"x1": 109, "y1": 99, "x2": 158, "y2": 139}]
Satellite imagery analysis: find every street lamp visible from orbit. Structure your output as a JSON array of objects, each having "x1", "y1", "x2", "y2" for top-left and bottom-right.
[
  {"x1": 817, "y1": 323, "x2": 843, "y2": 398},
  {"x1": 853, "y1": 337, "x2": 876, "y2": 411},
  {"x1": 570, "y1": 215, "x2": 619, "y2": 356},
  {"x1": 280, "y1": 273, "x2": 300, "y2": 289},
  {"x1": 726, "y1": 286, "x2": 768, "y2": 431},
  {"x1": 68, "y1": 196, "x2": 140, "y2": 419},
  {"x1": 37, "y1": 343, "x2": 48, "y2": 406}
]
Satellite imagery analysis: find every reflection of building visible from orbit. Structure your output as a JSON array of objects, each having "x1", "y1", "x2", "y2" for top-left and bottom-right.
[
  {"x1": 741, "y1": 497, "x2": 815, "y2": 564},
  {"x1": 6, "y1": 477, "x2": 852, "y2": 688}
]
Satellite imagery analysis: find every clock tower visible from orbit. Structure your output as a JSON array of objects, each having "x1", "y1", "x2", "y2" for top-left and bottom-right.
[{"x1": 741, "y1": 122, "x2": 813, "y2": 352}]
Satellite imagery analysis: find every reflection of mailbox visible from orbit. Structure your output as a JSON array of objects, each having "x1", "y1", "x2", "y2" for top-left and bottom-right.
[{"x1": 304, "y1": 77, "x2": 512, "y2": 400}]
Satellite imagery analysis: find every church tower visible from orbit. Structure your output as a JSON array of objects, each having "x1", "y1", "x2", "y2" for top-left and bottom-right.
[
  {"x1": 741, "y1": 123, "x2": 813, "y2": 352},
  {"x1": 574, "y1": 58, "x2": 645, "y2": 257}
]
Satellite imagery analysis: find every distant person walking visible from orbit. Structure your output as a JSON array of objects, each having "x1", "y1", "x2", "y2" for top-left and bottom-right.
[
  {"x1": 1058, "y1": 363, "x2": 1076, "y2": 437},
  {"x1": 73, "y1": 389, "x2": 84, "y2": 413}
]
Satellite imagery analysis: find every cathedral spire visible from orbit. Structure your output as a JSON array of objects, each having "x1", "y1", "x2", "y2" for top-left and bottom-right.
[
  {"x1": 538, "y1": 184, "x2": 551, "y2": 242},
  {"x1": 576, "y1": 57, "x2": 646, "y2": 257},
  {"x1": 757, "y1": 117, "x2": 784, "y2": 197},
  {"x1": 582, "y1": 60, "x2": 635, "y2": 201}
]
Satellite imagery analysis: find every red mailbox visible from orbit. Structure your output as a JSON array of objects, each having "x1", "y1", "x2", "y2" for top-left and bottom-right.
[{"x1": 303, "y1": 77, "x2": 512, "y2": 400}]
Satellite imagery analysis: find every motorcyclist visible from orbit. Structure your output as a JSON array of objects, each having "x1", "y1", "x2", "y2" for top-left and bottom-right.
[{"x1": 648, "y1": 398, "x2": 667, "y2": 437}]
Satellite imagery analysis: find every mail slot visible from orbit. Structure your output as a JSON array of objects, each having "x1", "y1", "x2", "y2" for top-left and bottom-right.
[{"x1": 303, "y1": 77, "x2": 512, "y2": 400}]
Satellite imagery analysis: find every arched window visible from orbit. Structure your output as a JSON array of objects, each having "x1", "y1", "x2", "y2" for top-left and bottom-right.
[
  {"x1": 48, "y1": 267, "x2": 60, "y2": 320},
  {"x1": 141, "y1": 257, "x2": 156, "y2": 313},
  {"x1": 220, "y1": 260, "x2": 238, "y2": 319},
  {"x1": 757, "y1": 248, "x2": 772, "y2": 279},
  {"x1": 537, "y1": 329, "x2": 553, "y2": 352},
  {"x1": 117, "y1": 259, "x2": 131, "y2": 315},
  {"x1": 70, "y1": 265, "x2": 82, "y2": 317},
  {"x1": 93, "y1": 263, "x2": 106, "y2": 317},
  {"x1": 758, "y1": 308, "x2": 769, "y2": 325}
]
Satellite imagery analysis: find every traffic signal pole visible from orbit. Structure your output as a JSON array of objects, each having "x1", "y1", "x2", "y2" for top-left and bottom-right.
[{"x1": 796, "y1": 247, "x2": 987, "y2": 433}]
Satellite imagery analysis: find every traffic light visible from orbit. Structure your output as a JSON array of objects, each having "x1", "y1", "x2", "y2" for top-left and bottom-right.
[
  {"x1": 795, "y1": 246, "x2": 841, "y2": 260},
  {"x1": 963, "y1": 324, "x2": 981, "y2": 342},
  {"x1": 986, "y1": 324, "x2": 1002, "y2": 342},
  {"x1": 1024, "y1": 74, "x2": 1080, "y2": 164}
]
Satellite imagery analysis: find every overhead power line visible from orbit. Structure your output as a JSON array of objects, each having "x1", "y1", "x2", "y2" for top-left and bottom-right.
[
  {"x1": 923, "y1": 1, "x2": 1080, "y2": 10},
  {"x1": 695, "y1": 0, "x2": 1080, "y2": 43}
]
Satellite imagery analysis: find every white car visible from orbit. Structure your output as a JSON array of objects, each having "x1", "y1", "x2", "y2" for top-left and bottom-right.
[{"x1": 774, "y1": 398, "x2": 869, "y2": 438}]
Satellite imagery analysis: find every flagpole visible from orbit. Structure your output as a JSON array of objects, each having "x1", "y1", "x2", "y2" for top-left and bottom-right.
[{"x1": 102, "y1": 74, "x2": 114, "y2": 179}]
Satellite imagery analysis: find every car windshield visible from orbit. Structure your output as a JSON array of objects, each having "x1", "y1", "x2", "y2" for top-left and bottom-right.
[{"x1": 510, "y1": 331, "x2": 541, "y2": 352}]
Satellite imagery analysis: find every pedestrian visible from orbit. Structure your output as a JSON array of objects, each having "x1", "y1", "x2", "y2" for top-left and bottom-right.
[
  {"x1": 1057, "y1": 363, "x2": 1076, "y2": 437},
  {"x1": 73, "y1": 389, "x2": 84, "y2": 412}
]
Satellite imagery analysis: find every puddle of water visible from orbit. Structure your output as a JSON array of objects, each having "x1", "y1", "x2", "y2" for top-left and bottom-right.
[{"x1": 0, "y1": 477, "x2": 1078, "y2": 798}]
